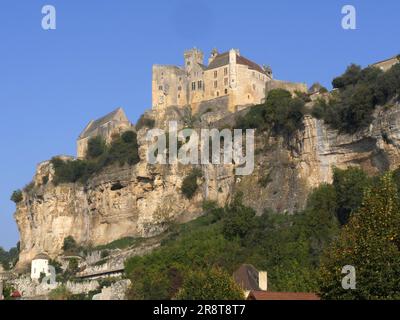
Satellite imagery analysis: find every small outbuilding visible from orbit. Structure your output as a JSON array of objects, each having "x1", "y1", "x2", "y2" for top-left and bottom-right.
[{"x1": 31, "y1": 253, "x2": 51, "y2": 280}]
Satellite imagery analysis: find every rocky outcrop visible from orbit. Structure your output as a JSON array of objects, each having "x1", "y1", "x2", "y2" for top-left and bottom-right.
[{"x1": 14, "y1": 103, "x2": 400, "y2": 269}]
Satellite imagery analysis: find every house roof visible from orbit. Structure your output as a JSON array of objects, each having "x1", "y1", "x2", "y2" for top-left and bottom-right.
[
  {"x1": 207, "y1": 52, "x2": 266, "y2": 74},
  {"x1": 233, "y1": 264, "x2": 260, "y2": 291},
  {"x1": 248, "y1": 291, "x2": 320, "y2": 301},
  {"x1": 33, "y1": 253, "x2": 50, "y2": 260},
  {"x1": 79, "y1": 107, "x2": 128, "y2": 139}
]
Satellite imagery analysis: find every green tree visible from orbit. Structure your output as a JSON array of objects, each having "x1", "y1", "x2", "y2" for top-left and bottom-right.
[
  {"x1": 222, "y1": 193, "x2": 256, "y2": 241},
  {"x1": 318, "y1": 172, "x2": 400, "y2": 300},
  {"x1": 87, "y1": 136, "x2": 106, "y2": 159},
  {"x1": 175, "y1": 268, "x2": 244, "y2": 300},
  {"x1": 62, "y1": 236, "x2": 78, "y2": 254},
  {"x1": 10, "y1": 190, "x2": 23, "y2": 204},
  {"x1": 332, "y1": 167, "x2": 371, "y2": 225}
]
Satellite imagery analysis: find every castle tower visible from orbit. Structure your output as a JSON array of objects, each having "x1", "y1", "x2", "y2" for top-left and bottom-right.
[{"x1": 184, "y1": 48, "x2": 204, "y2": 72}]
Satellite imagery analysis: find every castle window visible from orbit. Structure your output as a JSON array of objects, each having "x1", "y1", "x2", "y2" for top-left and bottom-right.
[
  {"x1": 214, "y1": 80, "x2": 218, "y2": 88},
  {"x1": 224, "y1": 67, "x2": 228, "y2": 76},
  {"x1": 217, "y1": 91, "x2": 220, "y2": 97},
  {"x1": 178, "y1": 86, "x2": 182, "y2": 91},
  {"x1": 178, "y1": 94, "x2": 180, "y2": 98},
  {"x1": 253, "y1": 84, "x2": 256, "y2": 91},
  {"x1": 224, "y1": 78, "x2": 228, "y2": 86},
  {"x1": 214, "y1": 71, "x2": 218, "y2": 78},
  {"x1": 159, "y1": 85, "x2": 163, "y2": 91},
  {"x1": 192, "y1": 82, "x2": 196, "y2": 91},
  {"x1": 252, "y1": 71, "x2": 255, "y2": 77},
  {"x1": 187, "y1": 61, "x2": 191, "y2": 66},
  {"x1": 224, "y1": 88, "x2": 228, "y2": 94},
  {"x1": 179, "y1": 77, "x2": 182, "y2": 81},
  {"x1": 197, "y1": 81, "x2": 202, "y2": 89}
]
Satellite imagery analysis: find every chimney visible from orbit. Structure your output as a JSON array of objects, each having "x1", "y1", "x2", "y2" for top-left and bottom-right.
[{"x1": 258, "y1": 271, "x2": 268, "y2": 291}]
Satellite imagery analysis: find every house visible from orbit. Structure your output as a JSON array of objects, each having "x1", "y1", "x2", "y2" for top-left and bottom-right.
[
  {"x1": 31, "y1": 253, "x2": 51, "y2": 281},
  {"x1": 233, "y1": 264, "x2": 268, "y2": 298},
  {"x1": 77, "y1": 107, "x2": 133, "y2": 158}
]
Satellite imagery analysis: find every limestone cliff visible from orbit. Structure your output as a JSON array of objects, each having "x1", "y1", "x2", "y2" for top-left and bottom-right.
[{"x1": 14, "y1": 103, "x2": 400, "y2": 269}]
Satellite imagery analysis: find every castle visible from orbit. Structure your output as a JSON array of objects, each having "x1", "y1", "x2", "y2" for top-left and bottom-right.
[{"x1": 152, "y1": 48, "x2": 274, "y2": 113}]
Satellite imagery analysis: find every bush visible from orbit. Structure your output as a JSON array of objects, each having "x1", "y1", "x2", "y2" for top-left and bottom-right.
[
  {"x1": 175, "y1": 268, "x2": 244, "y2": 300},
  {"x1": 181, "y1": 168, "x2": 203, "y2": 199},
  {"x1": 48, "y1": 286, "x2": 73, "y2": 300},
  {"x1": 236, "y1": 89, "x2": 305, "y2": 140},
  {"x1": 313, "y1": 62, "x2": 400, "y2": 133},
  {"x1": 62, "y1": 236, "x2": 78, "y2": 253},
  {"x1": 10, "y1": 190, "x2": 23, "y2": 204},
  {"x1": 87, "y1": 136, "x2": 107, "y2": 159},
  {"x1": 222, "y1": 193, "x2": 256, "y2": 241},
  {"x1": 136, "y1": 114, "x2": 155, "y2": 130},
  {"x1": 51, "y1": 131, "x2": 140, "y2": 185}
]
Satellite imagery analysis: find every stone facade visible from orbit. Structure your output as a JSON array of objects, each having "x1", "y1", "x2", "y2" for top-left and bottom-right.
[
  {"x1": 152, "y1": 48, "x2": 273, "y2": 113},
  {"x1": 77, "y1": 108, "x2": 133, "y2": 159}
]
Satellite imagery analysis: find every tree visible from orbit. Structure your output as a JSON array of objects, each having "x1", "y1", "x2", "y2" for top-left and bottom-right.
[
  {"x1": 318, "y1": 172, "x2": 400, "y2": 299},
  {"x1": 10, "y1": 190, "x2": 23, "y2": 204},
  {"x1": 87, "y1": 136, "x2": 106, "y2": 159},
  {"x1": 175, "y1": 268, "x2": 244, "y2": 300},
  {"x1": 332, "y1": 167, "x2": 371, "y2": 225},
  {"x1": 62, "y1": 236, "x2": 78, "y2": 254},
  {"x1": 222, "y1": 193, "x2": 256, "y2": 241}
]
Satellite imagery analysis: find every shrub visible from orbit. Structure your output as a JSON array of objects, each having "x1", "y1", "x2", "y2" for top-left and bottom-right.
[
  {"x1": 181, "y1": 168, "x2": 203, "y2": 199},
  {"x1": 62, "y1": 236, "x2": 78, "y2": 253},
  {"x1": 51, "y1": 131, "x2": 140, "y2": 185},
  {"x1": 10, "y1": 190, "x2": 23, "y2": 204},
  {"x1": 48, "y1": 286, "x2": 73, "y2": 300},
  {"x1": 222, "y1": 193, "x2": 256, "y2": 241},
  {"x1": 87, "y1": 136, "x2": 107, "y2": 159},
  {"x1": 175, "y1": 268, "x2": 244, "y2": 300},
  {"x1": 314, "y1": 63, "x2": 400, "y2": 133},
  {"x1": 236, "y1": 89, "x2": 305, "y2": 140},
  {"x1": 136, "y1": 114, "x2": 155, "y2": 130}
]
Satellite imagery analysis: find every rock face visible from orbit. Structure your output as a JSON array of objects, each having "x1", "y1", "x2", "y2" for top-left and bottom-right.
[{"x1": 14, "y1": 104, "x2": 400, "y2": 269}]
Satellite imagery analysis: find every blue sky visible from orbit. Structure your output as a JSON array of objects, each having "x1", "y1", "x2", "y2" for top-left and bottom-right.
[{"x1": 0, "y1": 0, "x2": 399, "y2": 249}]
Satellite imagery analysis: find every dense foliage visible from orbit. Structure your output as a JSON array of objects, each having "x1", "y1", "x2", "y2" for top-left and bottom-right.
[
  {"x1": 175, "y1": 268, "x2": 244, "y2": 300},
  {"x1": 0, "y1": 244, "x2": 19, "y2": 270},
  {"x1": 312, "y1": 62, "x2": 400, "y2": 133},
  {"x1": 319, "y1": 173, "x2": 400, "y2": 299},
  {"x1": 125, "y1": 183, "x2": 342, "y2": 299},
  {"x1": 10, "y1": 190, "x2": 23, "y2": 204},
  {"x1": 236, "y1": 89, "x2": 305, "y2": 140},
  {"x1": 51, "y1": 131, "x2": 140, "y2": 184}
]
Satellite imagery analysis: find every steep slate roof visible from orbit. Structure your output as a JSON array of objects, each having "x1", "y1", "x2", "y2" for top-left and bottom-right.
[
  {"x1": 233, "y1": 264, "x2": 260, "y2": 291},
  {"x1": 206, "y1": 52, "x2": 266, "y2": 74},
  {"x1": 79, "y1": 108, "x2": 127, "y2": 139},
  {"x1": 248, "y1": 291, "x2": 320, "y2": 301}
]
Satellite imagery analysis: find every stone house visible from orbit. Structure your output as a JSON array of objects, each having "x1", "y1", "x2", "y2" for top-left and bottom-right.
[{"x1": 77, "y1": 107, "x2": 133, "y2": 159}]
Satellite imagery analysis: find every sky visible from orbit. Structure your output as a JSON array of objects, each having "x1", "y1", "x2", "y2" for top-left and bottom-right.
[{"x1": 0, "y1": 0, "x2": 399, "y2": 249}]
